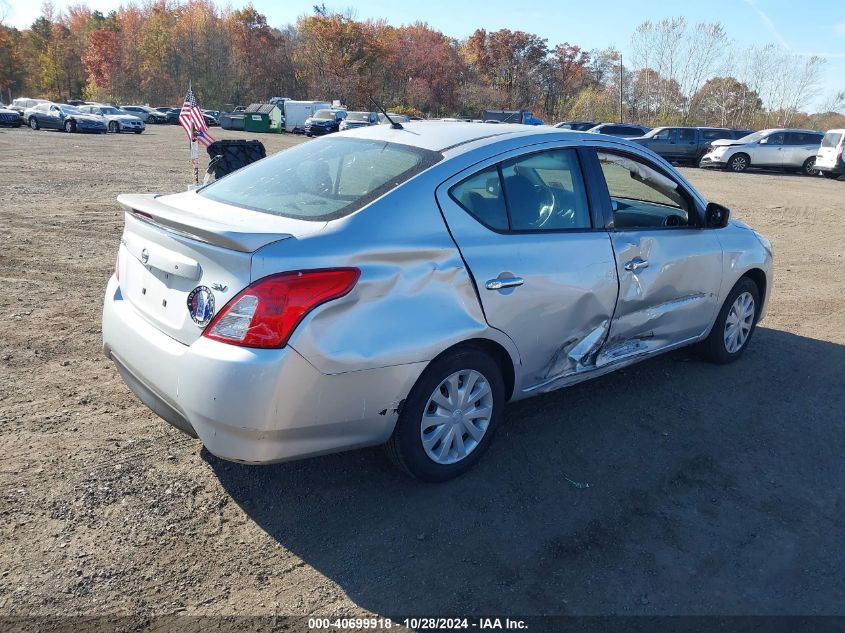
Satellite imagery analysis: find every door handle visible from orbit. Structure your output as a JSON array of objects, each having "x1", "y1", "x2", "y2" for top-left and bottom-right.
[
  {"x1": 485, "y1": 276, "x2": 524, "y2": 290},
  {"x1": 624, "y1": 258, "x2": 649, "y2": 272}
]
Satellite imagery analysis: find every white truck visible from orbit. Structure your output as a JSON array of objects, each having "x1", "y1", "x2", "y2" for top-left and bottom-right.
[{"x1": 283, "y1": 100, "x2": 332, "y2": 133}]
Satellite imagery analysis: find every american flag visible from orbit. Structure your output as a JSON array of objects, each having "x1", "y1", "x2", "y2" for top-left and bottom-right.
[{"x1": 179, "y1": 88, "x2": 215, "y2": 147}]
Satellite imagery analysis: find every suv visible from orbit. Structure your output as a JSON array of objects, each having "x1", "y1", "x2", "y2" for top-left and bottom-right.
[
  {"x1": 586, "y1": 123, "x2": 651, "y2": 138},
  {"x1": 10, "y1": 97, "x2": 48, "y2": 116},
  {"x1": 631, "y1": 127, "x2": 752, "y2": 165},
  {"x1": 815, "y1": 129, "x2": 844, "y2": 180},
  {"x1": 701, "y1": 128, "x2": 825, "y2": 175}
]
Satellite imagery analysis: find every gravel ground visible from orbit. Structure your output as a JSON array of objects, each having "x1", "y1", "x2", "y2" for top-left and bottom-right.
[{"x1": 1, "y1": 124, "x2": 843, "y2": 626}]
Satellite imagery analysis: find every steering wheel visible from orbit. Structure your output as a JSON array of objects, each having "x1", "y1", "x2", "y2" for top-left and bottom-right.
[
  {"x1": 532, "y1": 186, "x2": 557, "y2": 228},
  {"x1": 663, "y1": 214, "x2": 683, "y2": 227}
]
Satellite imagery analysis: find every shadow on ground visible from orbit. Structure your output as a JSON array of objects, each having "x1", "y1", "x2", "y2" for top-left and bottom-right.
[{"x1": 205, "y1": 328, "x2": 845, "y2": 616}]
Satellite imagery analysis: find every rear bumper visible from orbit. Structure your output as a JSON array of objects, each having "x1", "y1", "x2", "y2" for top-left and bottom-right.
[
  {"x1": 102, "y1": 276, "x2": 425, "y2": 464},
  {"x1": 815, "y1": 163, "x2": 844, "y2": 175}
]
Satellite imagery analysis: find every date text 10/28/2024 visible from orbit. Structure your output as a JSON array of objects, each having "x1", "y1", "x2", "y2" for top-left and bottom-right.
[{"x1": 308, "y1": 618, "x2": 529, "y2": 630}]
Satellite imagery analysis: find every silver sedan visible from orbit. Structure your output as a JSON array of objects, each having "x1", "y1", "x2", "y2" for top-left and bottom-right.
[{"x1": 102, "y1": 123, "x2": 773, "y2": 481}]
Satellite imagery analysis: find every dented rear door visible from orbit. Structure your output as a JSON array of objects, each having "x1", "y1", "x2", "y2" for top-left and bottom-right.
[{"x1": 435, "y1": 144, "x2": 618, "y2": 391}]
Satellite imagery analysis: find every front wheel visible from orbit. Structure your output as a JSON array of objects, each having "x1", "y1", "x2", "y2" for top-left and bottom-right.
[
  {"x1": 385, "y1": 347, "x2": 505, "y2": 482},
  {"x1": 699, "y1": 277, "x2": 760, "y2": 364},
  {"x1": 802, "y1": 157, "x2": 820, "y2": 176},
  {"x1": 29, "y1": 117, "x2": 39, "y2": 130},
  {"x1": 109, "y1": 121, "x2": 119, "y2": 133},
  {"x1": 727, "y1": 153, "x2": 749, "y2": 172}
]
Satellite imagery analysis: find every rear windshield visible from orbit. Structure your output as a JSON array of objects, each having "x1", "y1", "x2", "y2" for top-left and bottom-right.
[
  {"x1": 200, "y1": 137, "x2": 442, "y2": 221},
  {"x1": 821, "y1": 132, "x2": 843, "y2": 148}
]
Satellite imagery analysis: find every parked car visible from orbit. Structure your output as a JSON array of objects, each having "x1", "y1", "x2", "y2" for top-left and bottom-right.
[
  {"x1": 339, "y1": 111, "x2": 379, "y2": 131},
  {"x1": 554, "y1": 121, "x2": 597, "y2": 131},
  {"x1": 303, "y1": 109, "x2": 346, "y2": 136},
  {"x1": 25, "y1": 103, "x2": 107, "y2": 133},
  {"x1": 154, "y1": 107, "x2": 180, "y2": 124},
  {"x1": 77, "y1": 104, "x2": 145, "y2": 134},
  {"x1": 203, "y1": 110, "x2": 221, "y2": 126},
  {"x1": 378, "y1": 112, "x2": 410, "y2": 124},
  {"x1": 120, "y1": 105, "x2": 168, "y2": 124},
  {"x1": 102, "y1": 122, "x2": 772, "y2": 481},
  {"x1": 631, "y1": 127, "x2": 753, "y2": 165},
  {"x1": 586, "y1": 123, "x2": 651, "y2": 138},
  {"x1": 483, "y1": 110, "x2": 544, "y2": 125},
  {"x1": 0, "y1": 106, "x2": 22, "y2": 127},
  {"x1": 700, "y1": 128, "x2": 825, "y2": 175},
  {"x1": 815, "y1": 129, "x2": 845, "y2": 180},
  {"x1": 10, "y1": 97, "x2": 48, "y2": 117}
]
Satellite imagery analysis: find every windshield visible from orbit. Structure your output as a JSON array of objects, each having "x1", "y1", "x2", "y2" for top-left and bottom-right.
[
  {"x1": 346, "y1": 112, "x2": 369, "y2": 122},
  {"x1": 313, "y1": 109, "x2": 335, "y2": 119},
  {"x1": 200, "y1": 137, "x2": 442, "y2": 221},
  {"x1": 736, "y1": 131, "x2": 766, "y2": 143}
]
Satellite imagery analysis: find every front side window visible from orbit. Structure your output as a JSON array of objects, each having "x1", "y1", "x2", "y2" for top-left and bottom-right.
[
  {"x1": 201, "y1": 137, "x2": 441, "y2": 221},
  {"x1": 763, "y1": 132, "x2": 785, "y2": 145},
  {"x1": 597, "y1": 151, "x2": 691, "y2": 229},
  {"x1": 652, "y1": 128, "x2": 674, "y2": 141}
]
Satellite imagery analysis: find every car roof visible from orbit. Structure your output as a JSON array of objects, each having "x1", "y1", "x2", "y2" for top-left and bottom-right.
[
  {"x1": 339, "y1": 121, "x2": 588, "y2": 154},
  {"x1": 759, "y1": 128, "x2": 822, "y2": 134}
]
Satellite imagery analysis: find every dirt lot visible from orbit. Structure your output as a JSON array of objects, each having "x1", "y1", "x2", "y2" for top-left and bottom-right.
[{"x1": 1, "y1": 124, "x2": 844, "y2": 625}]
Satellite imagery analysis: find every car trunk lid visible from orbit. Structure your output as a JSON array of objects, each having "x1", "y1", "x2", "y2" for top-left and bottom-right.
[{"x1": 116, "y1": 191, "x2": 326, "y2": 345}]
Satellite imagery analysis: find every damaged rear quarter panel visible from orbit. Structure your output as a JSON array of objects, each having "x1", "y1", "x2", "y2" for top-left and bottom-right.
[{"x1": 251, "y1": 175, "x2": 520, "y2": 378}]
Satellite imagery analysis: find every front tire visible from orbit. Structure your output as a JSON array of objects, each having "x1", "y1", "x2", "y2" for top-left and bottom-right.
[
  {"x1": 109, "y1": 121, "x2": 119, "y2": 133},
  {"x1": 29, "y1": 117, "x2": 39, "y2": 130},
  {"x1": 700, "y1": 277, "x2": 760, "y2": 364},
  {"x1": 727, "y1": 153, "x2": 749, "y2": 173},
  {"x1": 385, "y1": 347, "x2": 505, "y2": 482}
]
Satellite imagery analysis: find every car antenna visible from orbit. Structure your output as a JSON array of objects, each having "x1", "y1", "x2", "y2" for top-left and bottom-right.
[{"x1": 368, "y1": 95, "x2": 403, "y2": 130}]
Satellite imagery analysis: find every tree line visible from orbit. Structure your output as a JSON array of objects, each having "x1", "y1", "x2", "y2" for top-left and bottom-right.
[{"x1": 1, "y1": 1, "x2": 843, "y2": 130}]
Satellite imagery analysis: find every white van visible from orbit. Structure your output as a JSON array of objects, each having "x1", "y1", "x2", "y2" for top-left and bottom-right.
[
  {"x1": 816, "y1": 129, "x2": 844, "y2": 180},
  {"x1": 282, "y1": 100, "x2": 332, "y2": 133}
]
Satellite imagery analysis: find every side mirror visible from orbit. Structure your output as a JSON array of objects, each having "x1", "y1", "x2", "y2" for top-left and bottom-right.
[
  {"x1": 759, "y1": 138, "x2": 768, "y2": 144},
  {"x1": 705, "y1": 202, "x2": 731, "y2": 228}
]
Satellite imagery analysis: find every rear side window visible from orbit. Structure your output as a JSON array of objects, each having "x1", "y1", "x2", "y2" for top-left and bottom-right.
[
  {"x1": 450, "y1": 167, "x2": 509, "y2": 231},
  {"x1": 200, "y1": 137, "x2": 442, "y2": 221},
  {"x1": 678, "y1": 128, "x2": 696, "y2": 141},
  {"x1": 702, "y1": 129, "x2": 732, "y2": 141},
  {"x1": 450, "y1": 149, "x2": 591, "y2": 232},
  {"x1": 821, "y1": 132, "x2": 843, "y2": 148}
]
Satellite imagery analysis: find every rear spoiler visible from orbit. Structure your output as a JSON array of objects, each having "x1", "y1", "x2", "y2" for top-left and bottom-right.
[{"x1": 117, "y1": 193, "x2": 293, "y2": 253}]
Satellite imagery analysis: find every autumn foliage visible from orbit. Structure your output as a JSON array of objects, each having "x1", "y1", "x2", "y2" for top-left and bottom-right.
[{"x1": 0, "y1": 3, "x2": 842, "y2": 129}]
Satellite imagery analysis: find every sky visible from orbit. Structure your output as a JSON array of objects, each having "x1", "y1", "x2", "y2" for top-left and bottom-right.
[{"x1": 5, "y1": 0, "x2": 844, "y2": 110}]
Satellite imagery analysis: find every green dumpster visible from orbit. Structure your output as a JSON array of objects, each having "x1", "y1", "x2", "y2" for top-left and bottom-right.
[{"x1": 243, "y1": 103, "x2": 284, "y2": 134}]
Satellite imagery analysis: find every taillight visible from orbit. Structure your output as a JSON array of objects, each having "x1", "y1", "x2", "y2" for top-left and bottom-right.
[
  {"x1": 203, "y1": 268, "x2": 360, "y2": 349},
  {"x1": 115, "y1": 251, "x2": 120, "y2": 282}
]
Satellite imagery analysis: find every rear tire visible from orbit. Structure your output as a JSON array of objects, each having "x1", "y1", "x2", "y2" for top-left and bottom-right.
[
  {"x1": 64, "y1": 120, "x2": 75, "y2": 133},
  {"x1": 727, "y1": 153, "x2": 749, "y2": 172},
  {"x1": 802, "y1": 157, "x2": 820, "y2": 176},
  {"x1": 385, "y1": 346, "x2": 505, "y2": 482},
  {"x1": 109, "y1": 121, "x2": 119, "y2": 133},
  {"x1": 822, "y1": 172, "x2": 841, "y2": 180},
  {"x1": 699, "y1": 277, "x2": 760, "y2": 364}
]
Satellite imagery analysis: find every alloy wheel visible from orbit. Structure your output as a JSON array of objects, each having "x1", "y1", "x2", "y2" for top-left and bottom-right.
[
  {"x1": 420, "y1": 369, "x2": 493, "y2": 465},
  {"x1": 724, "y1": 291, "x2": 755, "y2": 354},
  {"x1": 730, "y1": 155, "x2": 747, "y2": 172}
]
